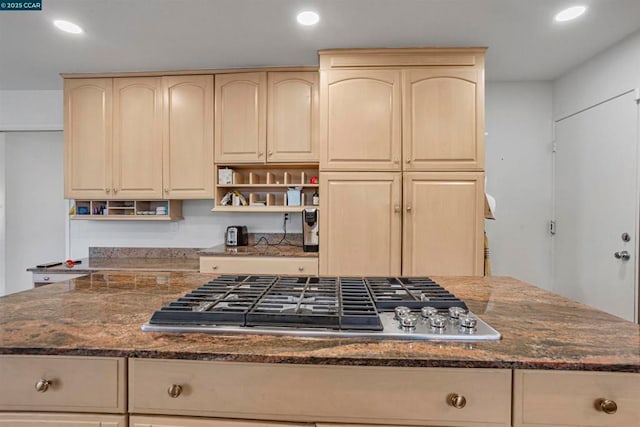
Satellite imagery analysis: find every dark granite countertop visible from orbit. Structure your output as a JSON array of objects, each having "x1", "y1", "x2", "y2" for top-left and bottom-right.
[
  {"x1": 199, "y1": 244, "x2": 317, "y2": 257},
  {"x1": 1, "y1": 271, "x2": 638, "y2": 372}
]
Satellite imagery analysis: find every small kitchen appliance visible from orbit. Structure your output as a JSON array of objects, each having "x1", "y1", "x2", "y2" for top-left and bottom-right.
[
  {"x1": 302, "y1": 208, "x2": 319, "y2": 252},
  {"x1": 226, "y1": 226, "x2": 248, "y2": 246},
  {"x1": 142, "y1": 275, "x2": 501, "y2": 341}
]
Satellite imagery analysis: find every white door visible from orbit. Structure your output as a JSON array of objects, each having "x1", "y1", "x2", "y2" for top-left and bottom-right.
[{"x1": 553, "y1": 91, "x2": 639, "y2": 322}]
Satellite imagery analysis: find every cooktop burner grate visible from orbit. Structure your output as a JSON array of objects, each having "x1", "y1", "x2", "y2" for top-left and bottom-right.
[{"x1": 149, "y1": 275, "x2": 469, "y2": 332}]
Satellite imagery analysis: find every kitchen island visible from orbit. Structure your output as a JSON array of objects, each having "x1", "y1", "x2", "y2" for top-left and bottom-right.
[{"x1": 1, "y1": 271, "x2": 639, "y2": 427}]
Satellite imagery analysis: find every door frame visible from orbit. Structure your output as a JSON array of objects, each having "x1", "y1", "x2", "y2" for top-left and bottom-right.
[{"x1": 551, "y1": 89, "x2": 640, "y2": 323}]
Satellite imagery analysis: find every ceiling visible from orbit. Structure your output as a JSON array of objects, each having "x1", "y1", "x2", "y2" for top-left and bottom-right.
[{"x1": 1, "y1": 0, "x2": 640, "y2": 90}]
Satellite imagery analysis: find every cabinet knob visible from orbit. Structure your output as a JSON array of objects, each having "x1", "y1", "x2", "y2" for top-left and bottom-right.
[
  {"x1": 596, "y1": 398, "x2": 617, "y2": 414},
  {"x1": 105, "y1": 188, "x2": 110, "y2": 194},
  {"x1": 406, "y1": 205, "x2": 412, "y2": 212},
  {"x1": 43, "y1": 276, "x2": 50, "y2": 281},
  {"x1": 298, "y1": 266, "x2": 304, "y2": 271},
  {"x1": 258, "y1": 152, "x2": 264, "y2": 157},
  {"x1": 35, "y1": 379, "x2": 50, "y2": 393},
  {"x1": 394, "y1": 205, "x2": 401, "y2": 213},
  {"x1": 167, "y1": 384, "x2": 182, "y2": 398},
  {"x1": 394, "y1": 159, "x2": 399, "y2": 164},
  {"x1": 164, "y1": 188, "x2": 169, "y2": 194},
  {"x1": 268, "y1": 151, "x2": 273, "y2": 156},
  {"x1": 113, "y1": 188, "x2": 118, "y2": 194},
  {"x1": 212, "y1": 265, "x2": 218, "y2": 270},
  {"x1": 405, "y1": 159, "x2": 411, "y2": 164},
  {"x1": 447, "y1": 393, "x2": 466, "y2": 409}
]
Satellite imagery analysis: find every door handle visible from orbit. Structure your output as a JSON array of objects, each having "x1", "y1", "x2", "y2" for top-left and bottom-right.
[{"x1": 614, "y1": 250, "x2": 630, "y2": 261}]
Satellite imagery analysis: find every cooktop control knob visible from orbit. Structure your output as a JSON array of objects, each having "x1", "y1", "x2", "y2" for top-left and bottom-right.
[
  {"x1": 430, "y1": 314, "x2": 447, "y2": 329},
  {"x1": 394, "y1": 306, "x2": 411, "y2": 320},
  {"x1": 459, "y1": 313, "x2": 478, "y2": 329},
  {"x1": 421, "y1": 306, "x2": 438, "y2": 318},
  {"x1": 448, "y1": 307, "x2": 467, "y2": 320},
  {"x1": 400, "y1": 314, "x2": 418, "y2": 329}
]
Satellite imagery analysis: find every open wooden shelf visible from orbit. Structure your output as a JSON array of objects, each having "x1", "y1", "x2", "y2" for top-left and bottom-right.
[
  {"x1": 214, "y1": 164, "x2": 319, "y2": 211},
  {"x1": 71, "y1": 200, "x2": 183, "y2": 221}
]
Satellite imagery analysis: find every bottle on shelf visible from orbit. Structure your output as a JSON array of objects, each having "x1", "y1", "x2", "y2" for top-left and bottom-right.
[{"x1": 312, "y1": 190, "x2": 319, "y2": 206}]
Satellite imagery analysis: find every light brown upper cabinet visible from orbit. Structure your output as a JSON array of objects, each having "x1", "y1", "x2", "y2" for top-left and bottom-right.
[
  {"x1": 267, "y1": 72, "x2": 319, "y2": 162},
  {"x1": 319, "y1": 172, "x2": 402, "y2": 276},
  {"x1": 65, "y1": 77, "x2": 164, "y2": 200},
  {"x1": 320, "y1": 70, "x2": 402, "y2": 171},
  {"x1": 403, "y1": 69, "x2": 484, "y2": 170},
  {"x1": 163, "y1": 75, "x2": 214, "y2": 198},
  {"x1": 403, "y1": 172, "x2": 484, "y2": 276},
  {"x1": 215, "y1": 72, "x2": 267, "y2": 163},
  {"x1": 64, "y1": 78, "x2": 113, "y2": 199},
  {"x1": 112, "y1": 77, "x2": 163, "y2": 199}
]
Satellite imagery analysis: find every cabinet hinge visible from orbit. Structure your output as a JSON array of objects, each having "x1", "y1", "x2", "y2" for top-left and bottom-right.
[
  {"x1": 634, "y1": 88, "x2": 640, "y2": 103},
  {"x1": 552, "y1": 141, "x2": 557, "y2": 153},
  {"x1": 549, "y1": 220, "x2": 556, "y2": 236}
]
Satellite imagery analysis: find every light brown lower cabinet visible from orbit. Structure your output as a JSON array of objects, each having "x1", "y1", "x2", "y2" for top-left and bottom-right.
[
  {"x1": 513, "y1": 369, "x2": 640, "y2": 427},
  {"x1": 130, "y1": 415, "x2": 309, "y2": 427},
  {"x1": 0, "y1": 413, "x2": 126, "y2": 426},
  {"x1": 129, "y1": 359, "x2": 512, "y2": 427},
  {"x1": 199, "y1": 256, "x2": 318, "y2": 275}
]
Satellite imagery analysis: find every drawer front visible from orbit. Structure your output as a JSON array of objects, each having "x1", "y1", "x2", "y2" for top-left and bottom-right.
[
  {"x1": 0, "y1": 355, "x2": 126, "y2": 413},
  {"x1": 513, "y1": 369, "x2": 640, "y2": 427},
  {"x1": 0, "y1": 413, "x2": 127, "y2": 427},
  {"x1": 199, "y1": 257, "x2": 318, "y2": 275},
  {"x1": 130, "y1": 359, "x2": 511, "y2": 426},
  {"x1": 131, "y1": 415, "x2": 311, "y2": 427},
  {"x1": 32, "y1": 272, "x2": 86, "y2": 284}
]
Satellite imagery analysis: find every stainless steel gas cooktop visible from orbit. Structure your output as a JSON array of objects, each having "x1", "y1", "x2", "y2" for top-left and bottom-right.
[{"x1": 141, "y1": 275, "x2": 501, "y2": 341}]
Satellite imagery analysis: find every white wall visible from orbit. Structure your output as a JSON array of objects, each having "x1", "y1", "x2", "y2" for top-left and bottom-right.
[
  {"x1": 69, "y1": 204, "x2": 302, "y2": 258},
  {"x1": 485, "y1": 82, "x2": 554, "y2": 290},
  {"x1": 0, "y1": 90, "x2": 63, "y2": 131},
  {"x1": 0, "y1": 133, "x2": 6, "y2": 296},
  {"x1": 5, "y1": 132, "x2": 67, "y2": 295},
  {"x1": 553, "y1": 29, "x2": 640, "y2": 120}
]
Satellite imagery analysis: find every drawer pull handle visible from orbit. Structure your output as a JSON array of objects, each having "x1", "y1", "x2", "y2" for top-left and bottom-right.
[
  {"x1": 43, "y1": 276, "x2": 50, "y2": 281},
  {"x1": 596, "y1": 398, "x2": 617, "y2": 414},
  {"x1": 447, "y1": 393, "x2": 466, "y2": 409},
  {"x1": 212, "y1": 265, "x2": 218, "y2": 270},
  {"x1": 35, "y1": 379, "x2": 50, "y2": 393},
  {"x1": 298, "y1": 266, "x2": 304, "y2": 271},
  {"x1": 167, "y1": 384, "x2": 182, "y2": 398}
]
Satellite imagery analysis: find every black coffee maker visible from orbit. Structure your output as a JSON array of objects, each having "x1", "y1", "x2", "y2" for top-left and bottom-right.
[{"x1": 302, "y1": 208, "x2": 319, "y2": 252}]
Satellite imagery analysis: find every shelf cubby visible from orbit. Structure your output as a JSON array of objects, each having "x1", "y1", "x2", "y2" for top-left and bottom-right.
[
  {"x1": 214, "y1": 164, "x2": 320, "y2": 212},
  {"x1": 71, "y1": 200, "x2": 183, "y2": 220}
]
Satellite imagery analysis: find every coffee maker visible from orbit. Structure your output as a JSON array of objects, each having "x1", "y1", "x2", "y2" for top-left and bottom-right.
[{"x1": 302, "y1": 208, "x2": 319, "y2": 252}]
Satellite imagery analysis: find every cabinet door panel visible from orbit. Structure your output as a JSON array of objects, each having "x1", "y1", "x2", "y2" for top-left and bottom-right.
[
  {"x1": 131, "y1": 415, "x2": 309, "y2": 427},
  {"x1": 320, "y1": 172, "x2": 401, "y2": 275},
  {"x1": 0, "y1": 413, "x2": 126, "y2": 426},
  {"x1": 321, "y1": 70, "x2": 401, "y2": 171},
  {"x1": 403, "y1": 69, "x2": 484, "y2": 170},
  {"x1": 215, "y1": 72, "x2": 267, "y2": 163},
  {"x1": 163, "y1": 75, "x2": 214, "y2": 199},
  {"x1": 64, "y1": 78, "x2": 112, "y2": 199},
  {"x1": 113, "y1": 77, "x2": 163, "y2": 198},
  {"x1": 403, "y1": 172, "x2": 484, "y2": 276},
  {"x1": 267, "y1": 72, "x2": 319, "y2": 162}
]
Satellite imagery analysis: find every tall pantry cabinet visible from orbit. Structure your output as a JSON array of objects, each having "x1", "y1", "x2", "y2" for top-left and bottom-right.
[{"x1": 319, "y1": 48, "x2": 486, "y2": 276}]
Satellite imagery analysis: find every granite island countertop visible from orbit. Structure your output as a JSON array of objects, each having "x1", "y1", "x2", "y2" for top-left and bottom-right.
[
  {"x1": 1, "y1": 271, "x2": 638, "y2": 372},
  {"x1": 199, "y1": 244, "x2": 317, "y2": 257}
]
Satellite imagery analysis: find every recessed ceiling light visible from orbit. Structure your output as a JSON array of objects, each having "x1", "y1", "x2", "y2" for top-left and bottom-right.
[
  {"x1": 554, "y1": 5, "x2": 587, "y2": 22},
  {"x1": 53, "y1": 20, "x2": 83, "y2": 34},
  {"x1": 297, "y1": 11, "x2": 320, "y2": 26}
]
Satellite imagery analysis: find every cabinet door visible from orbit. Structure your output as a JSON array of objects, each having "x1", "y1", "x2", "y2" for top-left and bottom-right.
[
  {"x1": 113, "y1": 77, "x2": 163, "y2": 198},
  {"x1": 215, "y1": 72, "x2": 267, "y2": 163},
  {"x1": 0, "y1": 413, "x2": 126, "y2": 426},
  {"x1": 131, "y1": 416, "x2": 309, "y2": 427},
  {"x1": 320, "y1": 70, "x2": 401, "y2": 171},
  {"x1": 64, "y1": 78, "x2": 112, "y2": 199},
  {"x1": 267, "y1": 72, "x2": 319, "y2": 162},
  {"x1": 403, "y1": 69, "x2": 484, "y2": 170},
  {"x1": 403, "y1": 172, "x2": 484, "y2": 276},
  {"x1": 163, "y1": 75, "x2": 214, "y2": 199},
  {"x1": 320, "y1": 172, "x2": 401, "y2": 276}
]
